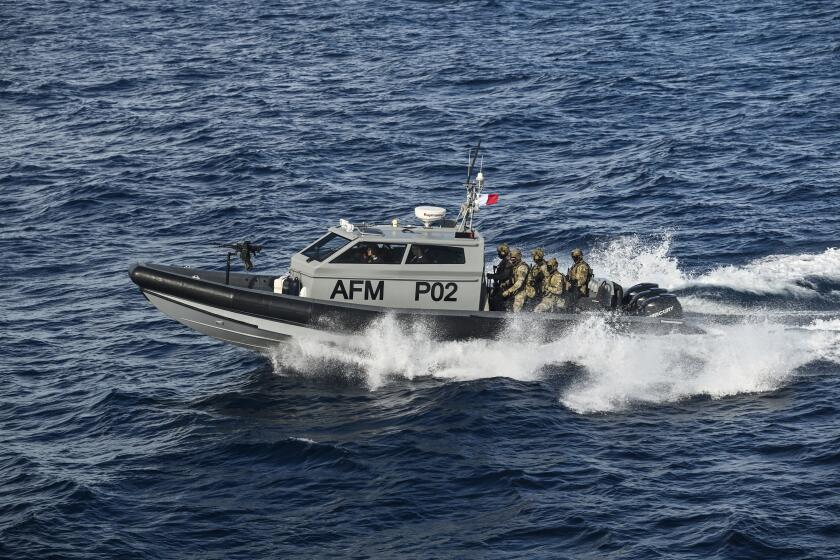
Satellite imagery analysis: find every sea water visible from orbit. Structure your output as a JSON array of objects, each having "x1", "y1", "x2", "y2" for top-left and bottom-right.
[{"x1": 2, "y1": 1, "x2": 839, "y2": 558}]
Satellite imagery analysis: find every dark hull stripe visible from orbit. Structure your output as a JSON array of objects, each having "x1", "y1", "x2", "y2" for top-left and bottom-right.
[{"x1": 130, "y1": 263, "x2": 704, "y2": 339}]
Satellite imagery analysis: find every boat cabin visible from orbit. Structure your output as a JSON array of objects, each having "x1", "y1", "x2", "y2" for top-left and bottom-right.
[{"x1": 286, "y1": 219, "x2": 487, "y2": 311}]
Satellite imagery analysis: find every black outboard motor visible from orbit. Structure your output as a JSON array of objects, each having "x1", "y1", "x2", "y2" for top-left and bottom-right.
[
  {"x1": 622, "y1": 283, "x2": 683, "y2": 319},
  {"x1": 636, "y1": 294, "x2": 683, "y2": 318},
  {"x1": 628, "y1": 287, "x2": 668, "y2": 309},
  {"x1": 622, "y1": 283, "x2": 659, "y2": 307}
]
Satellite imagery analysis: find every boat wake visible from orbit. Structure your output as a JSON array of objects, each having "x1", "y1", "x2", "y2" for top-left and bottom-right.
[
  {"x1": 555, "y1": 316, "x2": 840, "y2": 413},
  {"x1": 268, "y1": 239, "x2": 840, "y2": 412},
  {"x1": 268, "y1": 312, "x2": 840, "y2": 413},
  {"x1": 588, "y1": 234, "x2": 840, "y2": 310}
]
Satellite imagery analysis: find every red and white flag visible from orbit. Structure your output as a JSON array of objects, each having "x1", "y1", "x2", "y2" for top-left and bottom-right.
[{"x1": 475, "y1": 193, "x2": 500, "y2": 207}]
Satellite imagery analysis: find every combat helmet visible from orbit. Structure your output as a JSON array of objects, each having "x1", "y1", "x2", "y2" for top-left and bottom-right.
[
  {"x1": 497, "y1": 243, "x2": 510, "y2": 257},
  {"x1": 509, "y1": 249, "x2": 522, "y2": 263},
  {"x1": 571, "y1": 248, "x2": 583, "y2": 260},
  {"x1": 546, "y1": 257, "x2": 558, "y2": 271},
  {"x1": 531, "y1": 248, "x2": 545, "y2": 261}
]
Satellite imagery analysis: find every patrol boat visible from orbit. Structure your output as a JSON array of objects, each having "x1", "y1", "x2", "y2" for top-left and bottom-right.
[{"x1": 129, "y1": 146, "x2": 700, "y2": 351}]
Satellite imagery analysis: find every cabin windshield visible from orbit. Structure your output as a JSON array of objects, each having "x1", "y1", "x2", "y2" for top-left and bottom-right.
[
  {"x1": 331, "y1": 242, "x2": 407, "y2": 264},
  {"x1": 301, "y1": 232, "x2": 351, "y2": 262},
  {"x1": 407, "y1": 244, "x2": 466, "y2": 264}
]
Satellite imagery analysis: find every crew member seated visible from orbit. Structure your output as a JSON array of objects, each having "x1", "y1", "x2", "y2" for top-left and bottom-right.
[
  {"x1": 535, "y1": 258, "x2": 566, "y2": 312},
  {"x1": 408, "y1": 245, "x2": 427, "y2": 264},
  {"x1": 365, "y1": 246, "x2": 381, "y2": 263}
]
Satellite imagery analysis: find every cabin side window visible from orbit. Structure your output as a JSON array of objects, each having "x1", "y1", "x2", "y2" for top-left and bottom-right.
[
  {"x1": 406, "y1": 244, "x2": 466, "y2": 265},
  {"x1": 331, "y1": 242, "x2": 407, "y2": 264},
  {"x1": 301, "y1": 233, "x2": 351, "y2": 262}
]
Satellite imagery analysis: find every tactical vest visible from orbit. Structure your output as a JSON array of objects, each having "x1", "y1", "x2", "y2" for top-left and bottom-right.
[
  {"x1": 543, "y1": 270, "x2": 565, "y2": 296},
  {"x1": 568, "y1": 261, "x2": 592, "y2": 295},
  {"x1": 509, "y1": 262, "x2": 530, "y2": 295},
  {"x1": 495, "y1": 258, "x2": 513, "y2": 289},
  {"x1": 526, "y1": 261, "x2": 548, "y2": 298}
]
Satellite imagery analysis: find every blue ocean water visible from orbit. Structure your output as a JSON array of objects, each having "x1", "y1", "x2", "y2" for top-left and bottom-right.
[{"x1": 2, "y1": 1, "x2": 840, "y2": 557}]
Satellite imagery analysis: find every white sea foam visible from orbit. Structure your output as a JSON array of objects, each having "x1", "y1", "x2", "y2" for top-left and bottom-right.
[
  {"x1": 801, "y1": 318, "x2": 840, "y2": 332},
  {"x1": 798, "y1": 319, "x2": 840, "y2": 365},
  {"x1": 269, "y1": 239, "x2": 840, "y2": 413},
  {"x1": 557, "y1": 317, "x2": 839, "y2": 413},
  {"x1": 688, "y1": 249, "x2": 840, "y2": 295},
  {"x1": 588, "y1": 234, "x2": 840, "y2": 298},
  {"x1": 270, "y1": 314, "x2": 547, "y2": 390},
  {"x1": 587, "y1": 232, "x2": 685, "y2": 289},
  {"x1": 676, "y1": 296, "x2": 755, "y2": 316},
  {"x1": 269, "y1": 313, "x2": 840, "y2": 413}
]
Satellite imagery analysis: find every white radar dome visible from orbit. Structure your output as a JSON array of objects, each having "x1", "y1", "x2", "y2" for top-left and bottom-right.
[{"x1": 415, "y1": 206, "x2": 447, "y2": 228}]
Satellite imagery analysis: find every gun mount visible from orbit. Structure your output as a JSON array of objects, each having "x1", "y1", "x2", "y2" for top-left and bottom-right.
[{"x1": 219, "y1": 240, "x2": 263, "y2": 284}]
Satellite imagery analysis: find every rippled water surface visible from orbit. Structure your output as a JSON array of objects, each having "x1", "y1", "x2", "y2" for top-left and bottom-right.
[{"x1": 2, "y1": 1, "x2": 840, "y2": 558}]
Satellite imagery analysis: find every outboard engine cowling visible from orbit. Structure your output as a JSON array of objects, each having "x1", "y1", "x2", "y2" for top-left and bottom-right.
[
  {"x1": 637, "y1": 294, "x2": 683, "y2": 318},
  {"x1": 627, "y1": 287, "x2": 668, "y2": 310},
  {"x1": 622, "y1": 283, "x2": 659, "y2": 307}
]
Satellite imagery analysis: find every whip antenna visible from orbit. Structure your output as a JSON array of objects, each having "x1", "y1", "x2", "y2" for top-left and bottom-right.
[{"x1": 456, "y1": 140, "x2": 483, "y2": 232}]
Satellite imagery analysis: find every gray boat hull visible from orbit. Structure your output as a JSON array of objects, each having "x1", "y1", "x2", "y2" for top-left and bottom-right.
[{"x1": 130, "y1": 263, "x2": 704, "y2": 352}]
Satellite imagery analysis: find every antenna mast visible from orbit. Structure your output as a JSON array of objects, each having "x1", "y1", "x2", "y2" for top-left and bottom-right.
[{"x1": 456, "y1": 140, "x2": 484, "y2": 232}]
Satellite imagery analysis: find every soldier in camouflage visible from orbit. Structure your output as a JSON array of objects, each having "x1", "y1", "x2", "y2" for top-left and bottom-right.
[
  {"x1": 501, "y1": 248, "x2": 530, "y2": 312},
  {"x1": 567, "y1": 248, "x2": 593, "y2": 296},
  {"x1": 488, "y1": 243, "x2": 513, "y2": 310},
  {"x1": 525, "y1": 248, "x2": 549, "y2": 304},
  {"x1": 489, "y1": 244, "x2": 513, "y2": 290},
  {"x1": 535, "y1": 258, "x2": 566, "y2": 312}
]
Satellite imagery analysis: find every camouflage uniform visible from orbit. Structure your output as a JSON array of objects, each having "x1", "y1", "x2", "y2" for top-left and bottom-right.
[
  {"x1": 525, "y1": 248, "x2": 548, "y2": 301},
  {"x1": 567, "y1": 248, "x2": 593, "y2": 296},
  {"x1": 535, "y1": 258, "x2": 566, "y2": 312},
  {"x1": 490, "y1": 244, "x2": 513, "y2": 291},
  {"x1": 502, "y1": 249, "x2": 530, "y2": 312}
]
